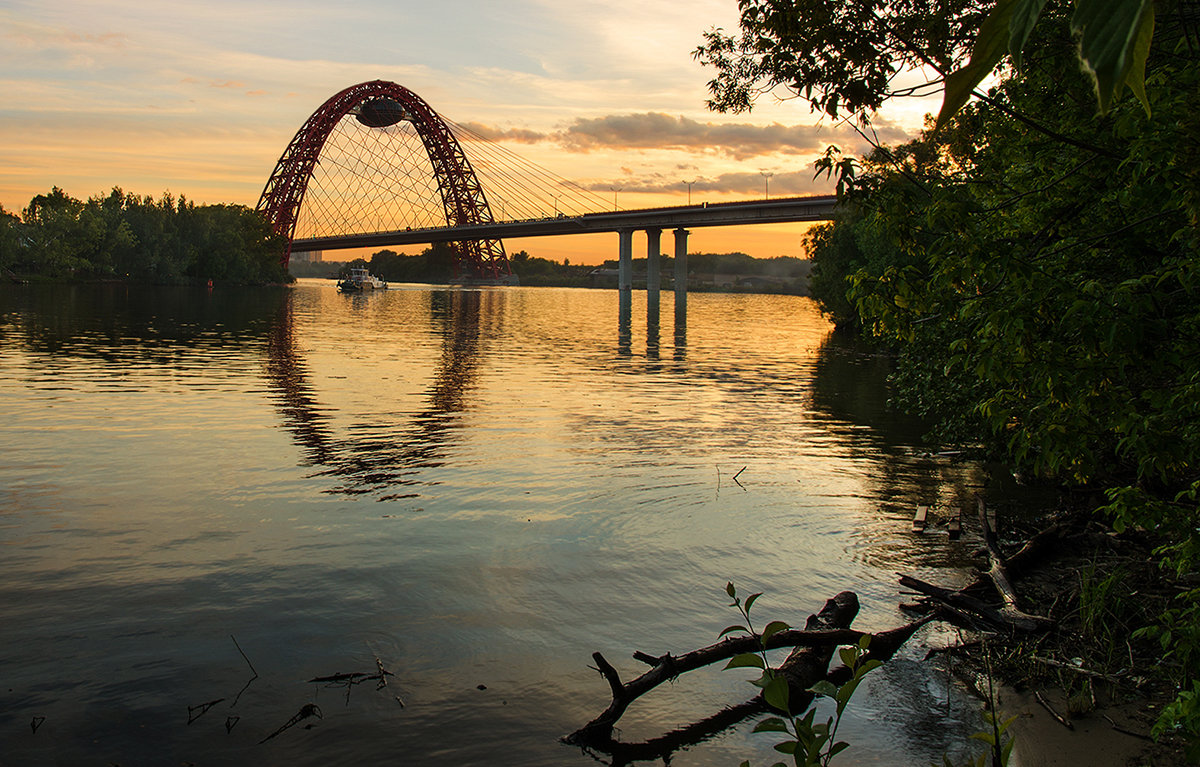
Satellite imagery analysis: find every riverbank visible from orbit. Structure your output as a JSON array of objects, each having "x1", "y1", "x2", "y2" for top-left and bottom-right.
[
  {"x1": 940, "y1": 507, "x2": 1191, "y2": 765},
  {"x1": 4, "y1": 270, "x2": 294, "y2": 287}
]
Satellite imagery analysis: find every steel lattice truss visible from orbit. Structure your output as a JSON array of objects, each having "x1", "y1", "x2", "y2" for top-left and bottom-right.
[{"x1": 258, "y1": 80, "x2": 511, "y2": 279}]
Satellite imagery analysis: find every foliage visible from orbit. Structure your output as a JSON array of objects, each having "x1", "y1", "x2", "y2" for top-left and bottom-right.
[
  {"x1": 0, "y1": 204, "x2": 24, "y2": 272},
  {"x1": 694, "y1": 0, "x2": 1161, "y2": 124},
  {"x1": 8, "y1": 187, "x2": 287, "y2": 284},
  {"x1": 1151, "y1": 681, "x2": 1200, "y2": 762},
  {"x1": 798, "y1": 6, "x2": 1199, "y2": 754},
  {"x1": 723, "y1": 583, "x2": 880, "y2": 767},
  {"x1": 943, "y1": 711, "x2": 1017, "y2": 767},
  {"x1": 699, "y1": 0, "x2": 1199, "y2": 755},
  {"x1": 938, "y1": 0, "x2": 1156, "y2": 126},
  {"x1": 693, "y1": 0, "x2": 986, "y2": 117}
]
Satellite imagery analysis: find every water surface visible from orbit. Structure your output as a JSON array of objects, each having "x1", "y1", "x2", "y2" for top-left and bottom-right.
[{"x1": 1, "y1": 280, "x2": 991, "y2": 765}]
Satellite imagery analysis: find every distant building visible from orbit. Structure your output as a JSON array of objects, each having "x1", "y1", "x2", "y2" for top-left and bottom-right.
[{"x1": 291, "y1": 250, "x2": 323, "y2": 263}]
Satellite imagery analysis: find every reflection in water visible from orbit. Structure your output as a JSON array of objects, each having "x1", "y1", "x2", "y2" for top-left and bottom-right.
[
  {"x1": 3, "y1": 282, "x2": 287, "y2": 364},
  {"x1": 618, "y1": 289, "x2": 632, "y2": 356},
  {"x1": 264, "y1": 289, "x2": 490, "y2": 497},
  {"x1": 810, "y1": 330, "x2": 992, "y2": 571},
  {"x1": 0, "y1": 283, "x2": 1026, "y2": 767},
  {"x1": 646, "y1": 291, "x2": 660, "y2": 360},
  {"x1": 673, "y1": 298, "x2": 687, "y2": 361}
]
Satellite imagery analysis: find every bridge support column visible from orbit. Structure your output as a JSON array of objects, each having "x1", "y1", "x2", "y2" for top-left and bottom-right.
[
  {"x1": 646, "y1": 228, "x2": 661, "y2": 348},
  {"x1": 618, "y1": 229, "x2": 633, "y2": 293},
  {"x1": 673, "y1": 227, "x2": 689, "y2": 317},
  {"x1": 646, "y1": 228, "x2": 661, "y2": 294}
]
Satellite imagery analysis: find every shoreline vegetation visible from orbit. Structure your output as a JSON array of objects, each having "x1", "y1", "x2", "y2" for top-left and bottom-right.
[
  {"x1": 691, "y1": 0, "x2": 1199, "y2": 763},
  {"x1": 0, "y1": 188, "x2": 811, "y2": 294},
  {"x1": 298, "y1": 247, "x2": 812, "y2": 293},
  {"x1": 0, "y1": 187, "x2": 290, "y2": 286}
]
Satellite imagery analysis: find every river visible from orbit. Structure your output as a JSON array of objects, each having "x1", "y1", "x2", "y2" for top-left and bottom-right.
[{"x1": 1, "y1": 279, "x2": 998, "y2": 765}]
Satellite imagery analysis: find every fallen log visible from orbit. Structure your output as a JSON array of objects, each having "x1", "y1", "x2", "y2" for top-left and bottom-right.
[
  {"x1": 898, "y1": 574, "x2": 1046, "y2": 633},
  {"x1": 771, "y1": 591, "x2": 859, "y2": 711},
  {"x1": 565, "y1": 592, "x2": 931, "y2": 752},
  {"x1": 976, "y1": 496, "x2": 1053, "y2": 630},
  {"x1": 566, "y1": 516, "x2": 1069, "y2": 761}
]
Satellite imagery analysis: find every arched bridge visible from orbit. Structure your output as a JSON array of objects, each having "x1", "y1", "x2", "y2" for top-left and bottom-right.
[{"x1": 258, "y1": 80, "x2": 839, "y2": 282}]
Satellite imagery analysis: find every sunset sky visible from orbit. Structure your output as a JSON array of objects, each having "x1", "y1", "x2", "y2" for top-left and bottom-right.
[{"x1": 0, "y1": 0, "x2": 934, "y2": 265}]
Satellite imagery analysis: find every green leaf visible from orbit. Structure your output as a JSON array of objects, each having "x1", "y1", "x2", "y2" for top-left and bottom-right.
[
  {"x1": 745, "y1": 592, "x2": 762, "y2": 612},
  {"x1": 838, "y1": 646, "x2": 859, "y2": 668},
  {"x1": 859, "y1": 659, "x2": 883, "y2": 675},
  {"x1": 719, "y1": 624, "x2": 750, "y2": 638},
  {"x1": 1120, "y1": 2, "x2": 1154, "y2": 116},
  {"x1": 1072, "y1": 0, "x2": 1153, "y2": 112},
  {"x1": 761, "y1": 620, "x2": 790, "y2": 642},
  {"x1": 773, "y1": 740, "x2": 798, "y2": 755},
  {"x1": 752, "y1": 716, "x2": 789, "y2": 733},
  {"x1": 1008, "y1": 0, "x2": 1047, "y2": 70},
  {"x1": 763, "y1": 674, "x2": 791, "y2": 712},
  {"x1": 937, "y1": 0, "x2": 1016, "y2": 128},
  {"x1": 725, "y1": 652, "x2": 765, "y2": 670},
  {"x1": 809, "y1": 680, "x2": 838, "y2": 698},
  {"x1": 726, "y1": 581, "x2": 737, "y2": 598}
]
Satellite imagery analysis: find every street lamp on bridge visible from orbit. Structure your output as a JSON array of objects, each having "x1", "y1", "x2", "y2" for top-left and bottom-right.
[
  {"x1": 683, "y1": 178, "x2": 697, "y2": 205},
  {"x1": 760, "y1": 170, "x2": 774, "y2": 200},
  {"x1": 610, "y1": 187, "x2": 622, "y2": 211}
]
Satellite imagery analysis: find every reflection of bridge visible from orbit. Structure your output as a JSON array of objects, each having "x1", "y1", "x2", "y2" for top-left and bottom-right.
[
  {"x1": 265, "y1": 289, "x2": 493, "y2": 498},
  {"x1": 259, "y1": 80, "x2": 838, "y2": 289}
]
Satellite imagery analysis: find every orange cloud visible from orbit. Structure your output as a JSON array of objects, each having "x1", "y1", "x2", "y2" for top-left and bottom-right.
[{"x1": 456, "y1": 113, "x2": 913, "y2": 161}]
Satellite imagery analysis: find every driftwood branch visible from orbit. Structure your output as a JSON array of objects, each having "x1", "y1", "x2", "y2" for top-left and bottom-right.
[
  {"x1": 771, "y1": 592, "x2": 859, "y2": 712},
  {"x1": 566, "y1": 512, "x2": 1079, "y2": 765},
  {"x1": 977, "y1": 497, "x2": 1054, "y2": 630},
  {"x1": 566, "y1": 592, "x2": 931, "y2": 751}
]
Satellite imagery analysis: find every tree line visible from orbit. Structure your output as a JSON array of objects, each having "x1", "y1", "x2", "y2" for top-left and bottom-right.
[
  {"x1": 1, "y1": 187, "x2": 289, "y2": 285},
  {"x1": 299, "y1": 248, "x2": 812, "y2": 291}
]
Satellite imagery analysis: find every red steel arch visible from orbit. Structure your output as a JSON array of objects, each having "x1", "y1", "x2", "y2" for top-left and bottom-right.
[{"x1": 257, "y1": 80, "x2": 510, "y2": 279}]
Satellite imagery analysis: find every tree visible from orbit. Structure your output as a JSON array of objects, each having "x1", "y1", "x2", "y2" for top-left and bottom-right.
[
  {"x1": 12, "y1": 187, "x2": 287, "y2": 284},
  {"x1": 702, "y1": 0, "x2": 1200, "y2": 750},
  {"x1": 0, "y1": 204, "x2": 22, "y2": 272},
  {"x1": 693, "y1": 0, "x2": 986, "y2": 118},
  {"x1": 694, "y1": 0, "x2": 1162, "y2": 124}
]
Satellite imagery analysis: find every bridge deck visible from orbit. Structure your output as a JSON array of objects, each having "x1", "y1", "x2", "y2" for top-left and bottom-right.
[{"x1": 291, "y1": 195, "x2": 838, "y2": 252}]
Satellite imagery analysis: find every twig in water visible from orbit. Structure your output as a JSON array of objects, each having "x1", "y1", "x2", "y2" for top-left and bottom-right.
[
  {"x1": 731, "y1": 466, "x2": 746, "y2": 489},
  {"x1": 231, "y1": 635, "x2": 259, "y2": 677},
  {"x1": 374, "y1": 656, "x2": 395, "y2": 691},
  {"x1": 231, "y1": 674, "x2": 257, "y2": 709},
  {"x1": 308, "y1": 667, "x2": 395, "y2": 705},
  {"x1": 228, "y1": 635, "x2": 260, "y2": 708},
  {"x1": 30, "y1": 716, "x2": 45, "y2": 734},
  {"x1": 308, "y1": 672, "x2": 371, "y2": 684},
  {"x1": 187, "y1": 698, "x2": 225, "y2": 725},
  {"x1": 225, "y1": 715, "x2": 240, "y2": 733},
  {"x1": 259, "y1": 703, "x2": 322, "y2": 744}
]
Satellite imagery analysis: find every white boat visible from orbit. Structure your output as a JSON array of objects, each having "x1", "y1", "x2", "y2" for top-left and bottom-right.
[{"x1": 337, "y1": 267, "x2": 388, "y2": 292}]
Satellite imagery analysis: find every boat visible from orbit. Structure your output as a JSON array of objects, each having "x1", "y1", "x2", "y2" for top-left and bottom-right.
[{"x1": 337, "y1": 267, "x2": 388, "y2": 292}]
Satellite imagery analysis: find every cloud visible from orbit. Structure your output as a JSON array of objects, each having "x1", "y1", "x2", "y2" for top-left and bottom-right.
[
  {"x1": 64, "y1": 32, "x2": 128, "y2": 49},
  {"x1": 458, "y1": 112, "x2": 915, "y2": 161},
  {"x1": 456, "y1": 121, "x2": 546, "y2": 144},
  {"x1": 583, "y1": 168, "x2": 833, "y2": 197}
]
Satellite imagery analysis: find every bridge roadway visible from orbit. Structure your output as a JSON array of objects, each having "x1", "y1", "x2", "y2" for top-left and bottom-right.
[{"x1": 289, "y1": 194, "x2": 838, "y2": 253}]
